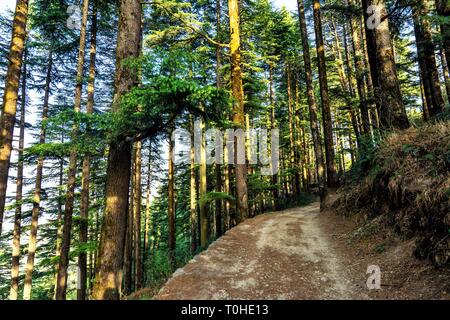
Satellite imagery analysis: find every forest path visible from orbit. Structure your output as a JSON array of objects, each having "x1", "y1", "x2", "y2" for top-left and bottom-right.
[{"x1": 155, "y1": 203, "x2": 368, "y2": 300}]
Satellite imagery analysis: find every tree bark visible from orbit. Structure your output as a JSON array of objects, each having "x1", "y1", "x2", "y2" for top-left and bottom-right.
[
  {"x1": 92, "y1": 0, "x2": 142, "y2": 300},
  {"x1": 228, "y1": 0, "x2": 248, "y2": 223},
  {"x1": 55, "y1": 0, "x2": 90, "y2": 300},
  {"x1": 436, "y1": 0, "x2": 450, "y2": 85},
  {"x1": 0, "y1": 0, "x2": 29, "y2": 234},
  {"x1": 286, "y1": 64, "x2": 298, "y2": 195},
  {"x1": 268, "y1": 65, "x2": 279, "y2": 210},
  {"x1": 313, "y1": 0, "x2": 338, "y2": 188},
  {"x1": 77, "y1": 5, "x2": 97, "y2": 300},
  {"x1": 190, "y1": 118, "x2": 198, "y2": 254},
  {"x1": 168, "y1": 127, "x2": 176, "y2": 268},
  {"x1": 9, "y1": 49, "x2": 27, "y2": 300},
  {"x1": 348, "y1": 0, "x2": 371, "y2": 135},
  {"x1": 215, "y1": 0, "x2": 223, "y2": 237},
  {"x1": 362, "y1": 0, "x2": 410, "y2": 129},
  {"x1": 23, "y1": 51, "x2": 52, "y2": 300},
  {"x1": 297, "y1": 0, "x2": 326, "y2": 200},
  {"x1": 144, "y1": 148, "x2": 152, "y2": 253},
  {"x1": 198, "y1": 115, "x2": 208, "y2": 247},
  {"x1": 412, "y1": 1, "x2": 445, "y2": 117},
  {"x1": 133, "y1": 141, "x2": 143, "y2": 290}
]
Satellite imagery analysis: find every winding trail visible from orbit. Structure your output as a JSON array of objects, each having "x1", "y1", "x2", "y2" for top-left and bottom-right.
[{"x1": 155, "y1": 203, "x2": 368, "y2": 300}]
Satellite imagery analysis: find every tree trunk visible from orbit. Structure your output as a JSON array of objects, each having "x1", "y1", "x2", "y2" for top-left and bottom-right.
[
  {"x1": 313, "y1": 0, "x2": 338, "y2": 188},
  {"x1": 268, "y1": 65, "x2": 279, "y2": 210},
  {"x1": 0, "y1": 0, "x2": 29, "y2": 234},
  {"x1": 133, "y1": 141, "x2": 143, "y2": 290},
  {"x1": 198, "y1": 115, "x2": 208, "y2": 247},
  {"x1": 362, "y1": 0, "x2": 410, "y2": 129},
  {"x1": 330, "y1": 18, "x2": 360, "y2": 149},
  {"x1": 436, "y1": 0, "x2": 450, "y2": 86},
  {"x1": 439, "y1": 45, "x2": 450, "y2": 103},
  {"x1": 92, "y1": 0, "x2": 142, "y2": 300},
  {"x1": 293, "y1": 73, "x2": 302, "y2": 194},
  {"x1": 55, "y1": 0, "x2": 90, "y2": 300},
  {"x1": 228, "y1": 0, "x2": 248, "y2": 223},
  {"x1": 9, "y1": 50, "x2": 27, "y2": 300},
  {"x1": 122, "y1": 182, "x2": 133, "y2": 295},
  {"x1": 286, "y1": 64, "x2": 298, "y2": 196},
  {"x1": 144, "y1": 147, "x2": 152, "y2": 253},
  {"x1": 297, "y1": 0, "x2": 326, "y2": 200},
  {"x1": 23, "y1": 51, "x2": 52, "y2": 300},
  {"x1": 77, "y1": 5, "x2": 97, "y2": 300},
  {"x1": 348, "y1": 0, "x2": 371, "y2": 135},
  {"x1": 215, "y1": 0, "x2": 223, "y2": 237},
  {"x1": 413, "y1": 1, "x2": 445, "y2": 117},
  {"x1": 168, "y1": 127, "x2": 176, "y2": 268},
  {"x1": 190, "y1": 118, "x2": 198, "y2": 254}
]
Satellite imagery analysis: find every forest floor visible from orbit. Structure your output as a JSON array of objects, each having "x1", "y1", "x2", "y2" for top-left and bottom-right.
[{"x1": 134, "y1": 202, "x2": 449, "y2": 300}]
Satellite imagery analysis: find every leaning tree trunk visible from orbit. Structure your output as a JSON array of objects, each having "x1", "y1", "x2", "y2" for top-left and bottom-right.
[
  {"x1": 228, "y1": 0, "x2": 248, "y2": 224},
  {"x1": 0, "y1": 0, "x2": 29, "y2": 235},
  {"x1": 297, "y1": 0, "x2": 326, "y2": 200},
  {"x1": 9, "y1": 50, "x2": 27, "y2": 300},
  {"x1": 92, "y1": 0, "x2": 142, "y2": 300},
  {"x1": 55, "y1": 0, "x2": 90, "y2": 300},
  {"x1": 313, "y1": 0, "x2": 338, "y2": 188}
]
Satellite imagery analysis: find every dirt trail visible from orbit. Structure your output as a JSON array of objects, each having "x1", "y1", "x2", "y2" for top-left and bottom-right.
[{"x1": 155, "y1": 203, "x2": 368, "y2": 300}]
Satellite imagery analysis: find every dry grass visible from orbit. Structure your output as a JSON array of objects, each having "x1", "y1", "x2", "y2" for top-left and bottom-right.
[{"x1": 335, "y1": 121, "x2": 450, "y2": 266}]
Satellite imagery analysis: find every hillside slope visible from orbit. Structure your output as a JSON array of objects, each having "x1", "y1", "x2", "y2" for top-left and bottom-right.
[{"x1": 335, "y1": 122, "x2": 450, "y2": 267}]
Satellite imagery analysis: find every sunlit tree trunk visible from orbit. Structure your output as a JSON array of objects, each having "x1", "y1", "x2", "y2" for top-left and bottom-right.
[
  {"x1": 144, "y1": 148, "x2": 152, "y2": 253},
  {"x1": 190, "y1": 117, "x2": 198, "y2": 254},
  {"x1": 286, "y1": 64, "x2": 298, "y2": 196},
  {"x1": 92, "y1": 0, "x2": 142, "y2": 300},
  {"x1": 215, "y1": 0, "x2": 223, "y2": 236},
  {"x1": 133, "y1": 141, "x2": 143, "y2": 290},
  {"x1": 77, "y1": 5, "x2": 97, "y2": 300},
  {"x1": 9, "y1": 50, "x2": 27, "y2": 300},
  {"x1": 293, "y1": 72, "x2": 302, "y2": 194},
  {"x1": 55, "y1": 0, "x2": 90, "y2": 300},
  {"x1": 123, "y1": 153, "x2": 134, "y2": 295},
  {"x1": 0, "y1": 0, "x2": 29, "y2": 234},
  {"x1": 23, "y1": 51, "x2": 52, "y2": 300},
  {"x1": 228, "y1": 0, "x2": 248, "y2": 223}
]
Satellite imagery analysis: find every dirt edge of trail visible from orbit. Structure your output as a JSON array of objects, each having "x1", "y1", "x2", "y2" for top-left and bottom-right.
[
  {"x1": 319, "y1": 194, "x2": 450, "y2": 300},
  {"x1": 130, "y1": 201, "x2": 449, "y2": 300}
]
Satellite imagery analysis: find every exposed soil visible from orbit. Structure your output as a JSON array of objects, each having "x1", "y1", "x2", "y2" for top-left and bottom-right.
[
  {"x1": 146, "y1": 201, "x2": 450, "y2": 300},
  {"x1": 320, "y1": 195, "x2": 450, "y2": 300},
  {"x1": 153, "y1": 203, "x2": 366, "y2": 300}
]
